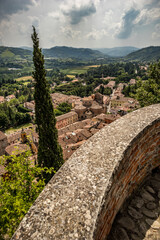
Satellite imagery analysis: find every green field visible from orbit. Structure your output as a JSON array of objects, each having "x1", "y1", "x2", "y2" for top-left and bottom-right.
[
  {"x1": 15, "y1": 76, "x2": 33, "y2": 81},
  {"x1": 61, "y1": 65, "x2": 100, "y2": 76}
]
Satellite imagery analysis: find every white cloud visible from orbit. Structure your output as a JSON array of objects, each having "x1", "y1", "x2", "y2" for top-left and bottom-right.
[
  {"x1": 60, "y1": 26, "x2": 81, "y2": 39},
  {"x1": 18, "y1": 23, "x2": 28, "y2": 34},
  {"x1": 103, "y1": 10, "x2": 113, "y2": 26},
  {"x1": 134, "y1": 8, "x2": 160, "y2": 25},
  {"x1": 152, "y1": 23, "x2": 160, "y2": 39},
  {"x1": 28, "y1": 16, "x2": 40, "y2": 27},
  {"x1": 0, "y1": 0, "x2": 159, "y2": 48},
  {"x1": 87, "y1": 28, "x2": 108, "y2": 40}
]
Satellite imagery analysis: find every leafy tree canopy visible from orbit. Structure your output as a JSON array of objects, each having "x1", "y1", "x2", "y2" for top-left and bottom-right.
[
  {"x1": 135, "y1": 61, "x2": 160, "y2": 107},
  {"x1": 0, "y1": 151, "x2": 55, "y2": 240}
]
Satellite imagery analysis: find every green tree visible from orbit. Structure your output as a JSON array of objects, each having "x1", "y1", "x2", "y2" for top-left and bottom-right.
[
  {"x1": 0, "y1": 112, "x2": 10, "y2": 130},
  {"x1": 135, "y1": 62, "x2": 160, "y2": 107},
  {"x1": 8, "y1": 106, "x2": 15, "y2": 125},
  {"x1": 15, "y1": 112, "x2": 31, "y2": 126},
  {"x1": 27, "y1": 93, "x2": 32, "y2": 102},
  {"x1": 31, "y1": 26, "x2": 63, "y2": 183},
  {"x1": 57, "y1": 102, "x2": 72, "y2": 114},
  {"x1": 0, "y1": 152, "x2": 54, "y2": 239}
]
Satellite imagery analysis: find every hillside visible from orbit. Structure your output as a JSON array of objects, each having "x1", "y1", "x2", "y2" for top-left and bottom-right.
[
  {"x1": 43, "y1": 46, "x2": 107, "y2": 60},
  {"x1": 0, "y1": 46, "x2": 32, "y2": 59},
  {"x1": 0, "y1": 45, "x2": 159, "y2": 62},
  {"x1": 125, "y1": 46, "x2": 160, "y2": 61},
  {"x1": 94, "y1": 46, "x2": 139, "y2": 57}
]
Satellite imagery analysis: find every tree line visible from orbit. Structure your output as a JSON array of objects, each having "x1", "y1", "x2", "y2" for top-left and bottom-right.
[{"x1": 123, "y1": 61, "x2": 160, "y2": 107}]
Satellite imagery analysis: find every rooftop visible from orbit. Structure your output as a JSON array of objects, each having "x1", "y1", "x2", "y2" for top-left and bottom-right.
[
  {"x1": 5, "y1": 143, "x2": 30, "y2": 156},
  {"x1": 56, "y1": 111, "x2": 78, "y2": 121},
  {"x1": 0, "y1": 131, "x2": 7, "y2": 141}
]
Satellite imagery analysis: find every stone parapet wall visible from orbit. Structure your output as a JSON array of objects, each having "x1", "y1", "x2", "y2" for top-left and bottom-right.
[
  {"x1": 12, "y1": 104, "x2": 160, "y2": 240},
  {"x1": 95, "y1": 114, "x2": 160, "y2": 239}
]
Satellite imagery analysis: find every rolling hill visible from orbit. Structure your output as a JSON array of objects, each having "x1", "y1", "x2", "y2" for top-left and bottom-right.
[
  {"x1": 0, "y1": 46, "x2": 32, "y2": 59},
  {"x1": 125, "y1": 46, "x2": 160, "y2": 61},
  {"x1": 42, "y1": 46, "x2": 107, "y2": 60},
  {"x1": 0, "y1": 46, "x2": 108, "y2": 61},
  {"x1": 0, "y1": 45, "x2": 159, "y2": 62}
]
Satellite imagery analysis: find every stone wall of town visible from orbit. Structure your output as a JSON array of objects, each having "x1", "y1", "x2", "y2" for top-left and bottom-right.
[
  {"x1": 11, "y1": 104, "x2": 160, "y2": 240},
  {"x1": 0, "y1": 133, "x2": 8, "y2": 156}
]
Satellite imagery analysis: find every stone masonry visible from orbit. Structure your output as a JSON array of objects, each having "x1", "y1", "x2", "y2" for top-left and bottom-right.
[
  {"x1": 108, "y1": 168, "x2": 160, "y2": 240},
  {"x1": 0, "y1": 131, "x2": 8, "y2": 156},
  {"x1": 11, "y1": 104, "x2": 160, "y2": 240}
]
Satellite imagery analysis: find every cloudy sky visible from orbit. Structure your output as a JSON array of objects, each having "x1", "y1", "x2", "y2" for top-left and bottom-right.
[{"x1": 0, "y1": 0, "x2": 160, "y2": 49}]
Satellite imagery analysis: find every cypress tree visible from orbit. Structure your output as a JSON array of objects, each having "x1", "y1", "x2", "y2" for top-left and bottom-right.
[{"x1": 31, "y1": 26, "x2": 63, "y2": 182}]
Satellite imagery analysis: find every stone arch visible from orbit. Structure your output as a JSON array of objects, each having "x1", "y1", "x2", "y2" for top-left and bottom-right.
[{"x1": 12, "y1": 104, "x2": 160, "y2": 240}]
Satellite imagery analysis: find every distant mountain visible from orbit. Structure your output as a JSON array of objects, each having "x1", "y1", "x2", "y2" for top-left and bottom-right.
[
  {"x1": 0, "y1": 46, "x2": 32, "y2": 59},
  {"x1": 97, "y1": 46, "x2": 139, "y2": 57},
  {"x1": 94, "y1": 46, "x2": 139, "y2": 57},
  {"x1": 20, "y1": 46, "x2": 33, "y2": 51},
  {"x1": 43, "y1": 46, "x2": 107, "y2": 60},
  {"x1": 1, "y1": 45, "x2": 159, "y2": 62},
  {"x1": 125, "y1": 46, "x2": 160, "y2": 61}
]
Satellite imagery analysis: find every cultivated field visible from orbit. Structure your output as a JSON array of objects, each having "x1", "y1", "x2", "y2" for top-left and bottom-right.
[
  {"x1": 62, "y1": 65, "x2": 100, "y2": 76},
  {"x1": 15, "y1": 76, "x2": 34, "y2": 81}
]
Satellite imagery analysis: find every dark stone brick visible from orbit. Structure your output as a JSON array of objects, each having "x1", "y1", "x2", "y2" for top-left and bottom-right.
[
  {"x1": 142, "y1": 207, "x2": 157, "y2": 219},
  {"x1": 128, "y1": 207, "x2": 143, "y2": 219},
  {"x1": 117, "y1": 216, "x2": 136, "y2": 230},
  {"x1": 146, "y1": 202, "x2": 157, "y2": 210},
  {"x1": 112, "y1": 228, "x2": 130, "y2": 240}
]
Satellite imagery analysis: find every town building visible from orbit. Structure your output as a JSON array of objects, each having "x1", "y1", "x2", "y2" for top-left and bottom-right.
[
  {"x1": 5, "y1": 143, "x2": 30, "y2": 156},
  {"x1": 94, "y1": 113, "x2": 120, "y2": 124},
  {"x1": 106, "y1": 81, "x2": 116, "y2": 89},
  {"x1": 111, "y1": 96, "x2": 139, "y2": 111},
  {"x1": 51, "y1": 93, "x2": 81, "y2": 108},
  {"x1": 24, "y1": 101, "x2": 35, "y2": 112},
  {"x1": 129, "y1": 79, "x2": 136, "y2": 85},
  {"x1": 74, "y1": 94, "x2": 105, "y2": 120},
  {"x1": 56, "y1": 111, "x2": 78, "y2": 129},
  {"x1": 6, "y1": 94, "x2": 15, "y2": 101},
  {"x1": 0, "y1": 131, "x2": 8, "y2": 156},
  {"x1": 0, "y1": 96, "x2": 5, "y2": 104}
]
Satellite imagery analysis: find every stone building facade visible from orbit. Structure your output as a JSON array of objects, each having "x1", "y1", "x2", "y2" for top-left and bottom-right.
[
  {"x1": 0, "y1": 131, "x2": 8, "y2": 156},
  {"x1": 74, "y1": 93, "x2": 106, "y2": 120},
  {"x1": 56, "y1": 111, "x2": 78, "y2": 129}
]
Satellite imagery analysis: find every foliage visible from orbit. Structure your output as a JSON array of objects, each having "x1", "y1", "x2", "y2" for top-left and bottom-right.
[
  {"x1": 32, "y1": 26, "x2": 63, "y2": 183},
  {"x1": 0, "y1": 46, "x2": 32, "y2": 60},
  {"x1": 0, "y1": 151, "x2": 55, "y2": 239},
  {"x1": 15, "y1": 112, "x2": 31, "y2": 126},
  {"x1": 54, "y1": 108, "x2": 63, "y2": 116},
  {"x1": 54, "y1": 102, "x2": 72, "y2": 116},
  {"x1": 125, "y1": 46, "x2": 160, "y2": 62},
  {"x1": 122, "y1": 84, "x2": 138, "y2": 97},
  {"x1": 0, "y1": 112, "x2": 10, "y2": 130},
  {"x1": 0, "y1": 102, "x2": 32, "y2": 130},
  {"x1": 56, "y1": 102, "x2": 72, "y2": 114},
  {"x1": 43, "y1": 46, "x2": 105, "y2": 60},
  {"x1": 135, "y1": 62, "x2": 160, "y2": 107},
  {"x1": 123, "y1": 61, "x2": 160, "y2": 107},
  {"x1": 17, "y1": 104, "x2": 31, "y2": 113},
  {"x1": 98, "y1": 85, "x2": 112, "y2": 95}
]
